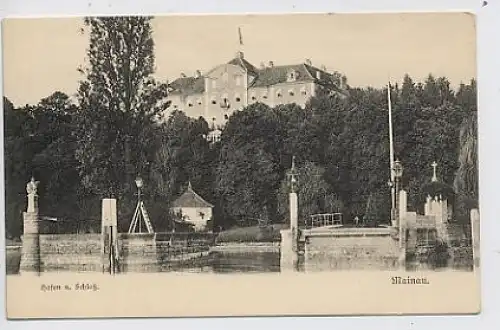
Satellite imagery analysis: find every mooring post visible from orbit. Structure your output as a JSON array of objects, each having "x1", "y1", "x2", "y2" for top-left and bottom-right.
[
  {"x1": 398, "y1": 189, "x2": 407, "y2": 270},
  {"x1": 19, "y1": 177, "x2": 41, "y2": 275},
  {"x1": 102, "y1": 198, "x2": 118, "y2": 274},
  {"x1": 280, "y1": 157, "x2": 300, "y2": 272}
]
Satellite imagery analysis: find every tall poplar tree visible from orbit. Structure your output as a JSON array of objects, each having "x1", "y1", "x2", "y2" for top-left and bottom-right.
[{"x1": 75, "y1": 17, "x2": 169, "y2": 206}]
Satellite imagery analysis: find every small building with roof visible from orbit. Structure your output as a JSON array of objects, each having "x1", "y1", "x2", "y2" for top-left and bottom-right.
[{"x1": 170, "y1": 182, "x2": 214, "y2": 232}]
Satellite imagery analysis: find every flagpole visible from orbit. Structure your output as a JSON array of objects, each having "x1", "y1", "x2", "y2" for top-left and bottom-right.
[
  {"x1": 388, "y1": 82, "x2": 396, "y2": 227},
  {"x1": 238, "y1": 26, "x2": 243, "y2": 51}
]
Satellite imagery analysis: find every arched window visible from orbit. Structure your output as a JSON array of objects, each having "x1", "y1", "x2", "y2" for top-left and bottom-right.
[
  {"x1": 288, "y1": 89, "x2": 295, "y2": 96},
  {"x1": 300, "y1": 86, "x2": 307, "y2": 95},
  {"x1": 276, "y1": 89, "x2": 282, "y2": 98},
  {"x1": 197, "y1": 98, "x2": 202, "y2": 105},
  {"x1": 235, "y1": 94, "x2": 241, "y2": 102},
  {"x1": 211, "y1": 96, "x2": 217, "y2": 105}
]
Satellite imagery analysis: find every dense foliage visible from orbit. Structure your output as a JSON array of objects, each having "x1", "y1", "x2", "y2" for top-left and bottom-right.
[{"x1": 3, "y1": 18, "x2": 479, "y2": 237}]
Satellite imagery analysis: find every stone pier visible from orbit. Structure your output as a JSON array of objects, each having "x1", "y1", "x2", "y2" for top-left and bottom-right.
[
  {"x1": 280, "y1": 190, "x2": 299, "y2": 272},
  {"x1": 19, "y1": 178, "x2": 41, "y2": 275}
]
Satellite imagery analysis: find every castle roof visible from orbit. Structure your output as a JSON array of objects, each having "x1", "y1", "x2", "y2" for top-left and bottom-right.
[
  {"x1": 227, "y1": 56, "x2": 259, "y2": 76},
  {"x1": 171, "y1": 182, "x2": 214, "y2": 208},
  {"x1": 168, "y1": 57, "x2": 342, "y2": 95},
  {"x1": 169, "y1": 76, "x2": 205, "y2": 95}
]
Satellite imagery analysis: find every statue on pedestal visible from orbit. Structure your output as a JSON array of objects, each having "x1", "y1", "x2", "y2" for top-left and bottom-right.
[{"x1": 26, "y1": 177, "x2": 39, "y2": 213}]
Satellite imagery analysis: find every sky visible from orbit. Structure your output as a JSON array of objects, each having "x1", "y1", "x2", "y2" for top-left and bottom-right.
[{"x1": 2, "y1": 12, "x2": 476, "y2": 107}]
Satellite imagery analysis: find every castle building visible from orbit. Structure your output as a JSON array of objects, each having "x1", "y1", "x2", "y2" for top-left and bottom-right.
[{"x1": 166, "y1": 51, "x2": 345, "y2": 130}]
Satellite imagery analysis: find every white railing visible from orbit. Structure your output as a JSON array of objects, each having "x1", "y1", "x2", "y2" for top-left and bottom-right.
[{"x1": 305, "y1": 213, "x2": 343, "y2": 229}]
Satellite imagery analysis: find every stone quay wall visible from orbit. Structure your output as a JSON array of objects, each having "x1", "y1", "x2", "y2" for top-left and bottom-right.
[
  {"x1": 22, "y1": 232, "x2": 216, "y2": 274},
  {"x1": 303, "y1": 229, "x2": 400, "y2": 271},
  {"x1": 39, "y1": 234, "x2": 103, "y2": 272}
]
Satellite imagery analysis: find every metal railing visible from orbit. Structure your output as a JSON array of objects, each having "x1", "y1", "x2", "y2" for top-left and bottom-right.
[{"x1": 304, "y1": 213, "x2": 343, "y2": 229}]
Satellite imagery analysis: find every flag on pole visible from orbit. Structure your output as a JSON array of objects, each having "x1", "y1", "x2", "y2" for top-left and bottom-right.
[{"x1": 238, "y1": 27, "x2": 243, "y2": 46}]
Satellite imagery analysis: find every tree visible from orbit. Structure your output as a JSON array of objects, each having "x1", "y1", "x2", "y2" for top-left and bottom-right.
[
  {"x1": 277, "y1": 161, "x2": 341, "y2": 224},
  {"x1": 150, "y1": 111, "x2": 212, "y2": 200},
  {"x1": 454, "y1": 113, "x2": 478, "y2": 220},
  {"x1": 216, "y1": 103, "x2": 283, "y2": 227},
  {"x1": 75, "y1": 16, "x2": 170, "y2": 220},
  {"x1": 29, "y1": 92, "x2": 80, "y2": 219},
  {"x1": 4, "y1": 97, "x2": 31, "y2": 238}
]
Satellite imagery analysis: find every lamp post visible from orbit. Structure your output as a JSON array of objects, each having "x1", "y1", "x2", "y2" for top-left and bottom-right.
[
  {"x1": 393, "y1": 160, "x2": 403, "y2": 227},
  {"x1": 387, "y1": 179, "x2": 395, "y2": 227}
]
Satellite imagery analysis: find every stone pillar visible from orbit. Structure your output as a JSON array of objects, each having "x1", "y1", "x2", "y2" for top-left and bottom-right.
[
  {"x1": 280, "y1": 191, "x2": 299, "y2": 272},
  {"x1": 101, "y1": 198, "x2": 118, "y2": 274},
  {"x1": 20, "y1": 180, "x2": 41, "y2": 275},
  {"x1": 434, "y1": 197, "x2": 450, "y2": 244},
  {"x1": 424, "y1": 196, "x2": 432, "y2": 216},
  {"x1": 398, "y1": 189, "x2": 407, "y2": 223},
  {"x1": 470, "y1": 209, "x2": 480, "y2": 270},
  {"x1": 290, "y1": 192, "x2": 298, "y2": 248},
  {"x1": 280, "y1": 229, "x2": 298, "y2": 272},
  {"x1": 398, "y1": 190, "x2": 407, "y2": 269}
]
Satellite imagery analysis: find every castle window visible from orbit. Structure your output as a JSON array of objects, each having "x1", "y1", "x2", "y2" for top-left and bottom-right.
[
  {"x1": 251, "y1": 93, "x2": 257, "y2": 101},
  {"x1": 289, "y1": 89, "x2": 295, "y2": 96},
  {"x1": 197, "y1": 98, "x2": 202, "y2": 105},
  {"x1": 173, "y1": 105, "x2": 178, "y2": 109},
  {"x1": 301, "y1": 87, "x2": 307, "y2": 95},
  {"x1": 276, "y1": 89, "x2": 282, "y2": 98},
  {"x1": 188, "y1": 103, "x2": 193, "y2": 107},
  {"x1": 224, "y1": 114, "x2": 229, "y2": 120},
  {"x1": 235, "y1": 94, "x2": 241, "y2": 102},
  {"x1": 211, "y1": 96, "x2": 217, "y2": 104},
  {"x1": 287, "y1": 70, "x2": 299, "y2": 82}
]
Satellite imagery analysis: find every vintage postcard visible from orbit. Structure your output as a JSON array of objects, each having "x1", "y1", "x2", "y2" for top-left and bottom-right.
[{"x1": 3, "y1": 12, "x2": 480, "y2": 318}]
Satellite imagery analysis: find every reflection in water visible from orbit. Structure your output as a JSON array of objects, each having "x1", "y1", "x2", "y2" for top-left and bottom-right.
[
  {"x1": 6, "y1": 248, "x2": 472, "y2": 275},
  {"x1": 6, "y1": 249, "x2": 281, "y2": 275}
]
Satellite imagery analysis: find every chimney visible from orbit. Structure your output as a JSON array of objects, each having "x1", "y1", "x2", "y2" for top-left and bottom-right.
[
  {"x1": 180, "y1": 72, "x2": 187, "y2": 78},
  {"x1": 268, "y1": 61, "x2": 274, "y2": 68},
  {"x1": 316, "y1": 71, "x2": 321, "y2": 80},
  {"x1": 305, "y1": 59, "x2": 312, "y2": 66},
  {"x1": 321, "y1": 65, "x2": 327, "y2": 72},
  {"x1": 194, "y1": 70, "x2": 202, "y2": 78}
]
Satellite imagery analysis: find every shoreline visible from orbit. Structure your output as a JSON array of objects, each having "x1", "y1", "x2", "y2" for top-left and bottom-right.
[{"x1": 211, "y1": 242, "x2": 280, "y2": 253}]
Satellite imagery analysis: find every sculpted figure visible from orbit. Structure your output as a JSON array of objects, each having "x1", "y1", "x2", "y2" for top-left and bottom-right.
[{"x1": 26, "y1": 177, "x2": 39, "y2": 195}]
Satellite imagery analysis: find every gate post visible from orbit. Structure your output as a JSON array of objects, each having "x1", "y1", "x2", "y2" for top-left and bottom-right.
[
  {"x1": 19, "y1": 177, "x2": 41, "y2": 275},
  {"x1": 102, "y1": 199, "x2": 118, "y2": 274}
]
